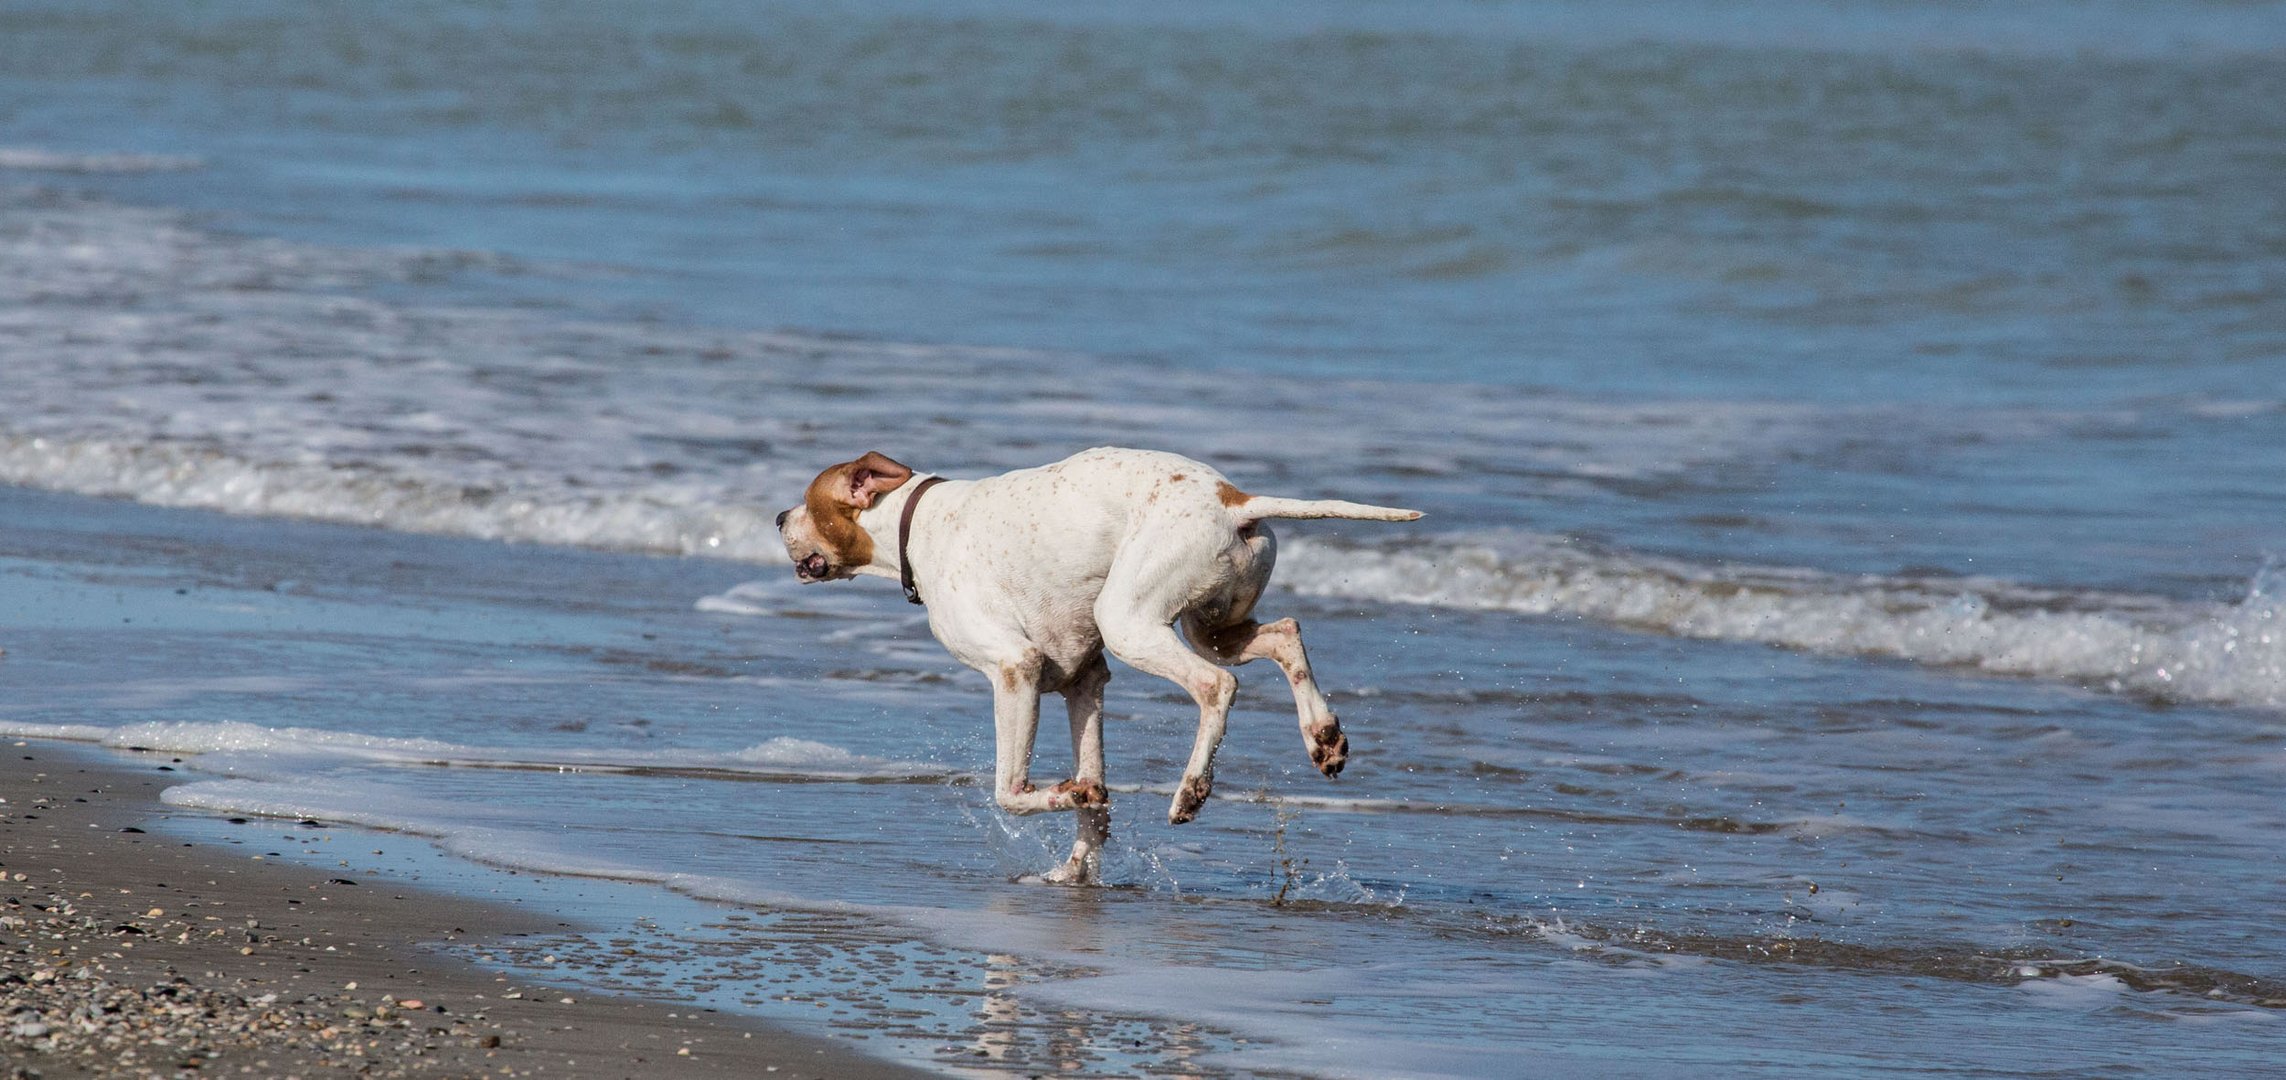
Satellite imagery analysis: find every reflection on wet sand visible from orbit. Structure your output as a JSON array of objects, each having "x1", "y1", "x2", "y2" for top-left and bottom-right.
[{"x1": 459, "y1": 909, "x2": 1245, "y2": 1076}]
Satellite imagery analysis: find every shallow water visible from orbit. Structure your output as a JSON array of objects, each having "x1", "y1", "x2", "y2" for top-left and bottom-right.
[{"x1": 4, "y1": 0, "x2": 2286, "y2": 1075}]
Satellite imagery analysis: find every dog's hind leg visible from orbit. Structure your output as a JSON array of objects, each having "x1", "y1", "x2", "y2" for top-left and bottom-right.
[
  {"x1": 1100, "y1": 613, "x2": 1236, "y2": 825},
  {"x1": 1096, "y1": 521, "x2": 1259, "y2": 825},
  {"x1": 1043, "y1": 650, "x2": 1112, "y2": 885},
  {"x1": 1192, "y1": 617, "x2": 1348, "y2": 779}
]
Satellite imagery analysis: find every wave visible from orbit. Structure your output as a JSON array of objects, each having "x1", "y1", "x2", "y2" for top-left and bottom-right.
[
  {"x1": 1504, "y1": 915, "x2": 2286, "y2": 1011},
  {"x1": 1280, "y1": 536, "x2": 2286, "y2": 710},
  {"x1": 0, "y1": 720, "x2": 952, "y2": 783},
  {"x1": 9, "y1": 428, "x2": 2280, "y2": 715},
  {"x1": 19, "y1": 426, "x2": 2282, "y2": 714},
  {"x1": 0, "y1": 433, "x2": 790, "y2": 560}
]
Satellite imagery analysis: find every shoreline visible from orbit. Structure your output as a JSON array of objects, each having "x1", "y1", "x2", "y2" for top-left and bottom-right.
[{"x1": 0, "y1": 740, "x2": 934, "y2": 1079}]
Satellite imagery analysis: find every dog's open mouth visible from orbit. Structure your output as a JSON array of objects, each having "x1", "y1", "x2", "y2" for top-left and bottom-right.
[{"x1": 795, "y1": 552, "x2": 830, "y2": 581}]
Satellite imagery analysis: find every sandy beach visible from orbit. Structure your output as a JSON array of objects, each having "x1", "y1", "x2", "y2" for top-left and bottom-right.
[{"x1": 0, "y1": 742, "x2": 930, "y2": 1080}]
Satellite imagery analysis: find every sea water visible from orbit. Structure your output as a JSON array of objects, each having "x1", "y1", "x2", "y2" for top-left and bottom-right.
[{"x1": 3, "y1": 1, "x2": 2285, "y2": 1074}]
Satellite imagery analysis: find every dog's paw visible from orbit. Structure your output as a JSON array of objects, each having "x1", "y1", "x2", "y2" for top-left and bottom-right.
[
  {"x1": 1039, "y1": 856, "x2": 1099, "y2": 886},
  {"x1": 1049, "y1": 778, "x2": 1109, "y2": 809},
  {"x1": 1168, "y1": 774, "x2": 1213, "y2": 824},
  {"x1": 1309, "y1": 724, "x2": 1348, "y2": 778}
]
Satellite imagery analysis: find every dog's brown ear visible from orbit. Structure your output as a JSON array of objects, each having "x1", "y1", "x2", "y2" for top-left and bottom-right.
[{"x1": 840, "y1": 451, "x2": 913, "y2": 508}]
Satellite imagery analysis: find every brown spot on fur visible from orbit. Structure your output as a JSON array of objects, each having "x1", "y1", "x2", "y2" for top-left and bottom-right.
[{"x1": 1216, "y1": 481, "x2": 1250, "y2": 507}]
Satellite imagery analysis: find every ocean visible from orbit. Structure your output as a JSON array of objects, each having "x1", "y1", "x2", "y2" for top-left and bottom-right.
[{"x1": 3, "y1": 0, "x2": 2285, "y2": 1074}]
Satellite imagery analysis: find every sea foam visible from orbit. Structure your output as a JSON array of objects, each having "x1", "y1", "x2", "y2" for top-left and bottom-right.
[
  {"x1": 1280, "y1": 536, "x2": 2286, "y2": 710},
  {"x1": 0, "y1": 147, "x2": 203, "y2": 173},
  {"x1": 0, "y1": 720, "x2": 948, "y2": 782}
]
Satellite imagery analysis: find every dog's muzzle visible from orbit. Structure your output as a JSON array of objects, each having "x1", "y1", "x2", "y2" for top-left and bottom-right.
[{"x1": 795, "y1": 552, "x2": 829, "y2": 581}]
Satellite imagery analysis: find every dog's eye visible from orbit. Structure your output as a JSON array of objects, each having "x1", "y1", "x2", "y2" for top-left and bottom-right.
[{"x1": 775, "y1": 509, "x2": 791, "y2": 530}]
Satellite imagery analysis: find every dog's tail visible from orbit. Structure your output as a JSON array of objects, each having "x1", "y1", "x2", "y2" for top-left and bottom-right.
[{"x1": 1229, "y1": 492, "x2": 1424, "y2": 523}]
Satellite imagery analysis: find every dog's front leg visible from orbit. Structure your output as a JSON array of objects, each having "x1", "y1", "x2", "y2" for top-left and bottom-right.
[{"x1": 989, "y1": 653, "x2": 1063, "y2": 817}]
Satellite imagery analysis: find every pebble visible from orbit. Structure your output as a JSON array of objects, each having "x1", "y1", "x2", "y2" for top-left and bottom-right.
[
  {"x1": 0, "y1": 887, "x2": 522, "y2": 1079},
  {"x1": 0, "y1": 764, "x2": 863, "y2": 1080}
]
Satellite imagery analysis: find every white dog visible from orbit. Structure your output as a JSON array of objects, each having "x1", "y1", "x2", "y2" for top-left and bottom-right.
[{"x1": 775, "y1": 447, "x2": 1420, "y2": 883}]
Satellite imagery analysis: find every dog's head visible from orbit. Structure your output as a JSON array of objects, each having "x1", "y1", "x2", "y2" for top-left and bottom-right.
[{"x1": 775, "y1": 451, "x2": 913, "y2": 583}]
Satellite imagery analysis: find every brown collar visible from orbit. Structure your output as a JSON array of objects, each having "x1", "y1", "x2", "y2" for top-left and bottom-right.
[{"x1": 898, "y1": 476, "x2": 947, "y2": 605}]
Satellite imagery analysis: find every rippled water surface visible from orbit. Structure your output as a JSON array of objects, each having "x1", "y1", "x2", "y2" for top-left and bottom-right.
[{"x1": 3, "y1": 1, "x2": 2285, "y2": 1075}]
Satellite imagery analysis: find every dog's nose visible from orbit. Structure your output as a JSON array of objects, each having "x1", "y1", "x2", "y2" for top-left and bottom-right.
[{"x1": 775, "y1": 509, "x2": 790, "y2": 531}]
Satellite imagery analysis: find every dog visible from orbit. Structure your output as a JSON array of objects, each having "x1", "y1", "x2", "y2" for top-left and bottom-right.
[{"x1": 775, "y1": 447, "x2": 1420, "y2": 883}]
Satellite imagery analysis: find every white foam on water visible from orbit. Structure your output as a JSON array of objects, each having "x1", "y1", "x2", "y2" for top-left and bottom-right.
[
  {"x1": 1196, "y1": 790, "x2": 1419, "y2": 814},
  {"x1": 0, "y1": 147, "x2": 203, "y2": 173},
  {"x1": 693, "y1": 582, "x2": 778, "y2": 616},
  {"x1": 0, "y1": 722, "x2": 113, "y2": 743},
  {"x1": 719, "y1": 736, "x2": 899, "y2": 772},
  {"x1": 89, "y1": 720, "x2": 465, "y2": 758},
  {"x1": 0, "y1": 433, "x2": 793, "y2": 560},
  {"x1": 0, "y1": 720, "x2": 943, "y2": 782},
  {"x1": 1280, "y1": 536, "x2": 2286, "y2": 710},
  {"x1": 2018, "y1": 972, "x2": 2133, "y2": 1010}
]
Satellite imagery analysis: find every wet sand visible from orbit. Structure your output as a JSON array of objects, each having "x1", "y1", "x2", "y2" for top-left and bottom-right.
[{"x1": 0, "y1": 742, "x2": 933, "y2": 1079}]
